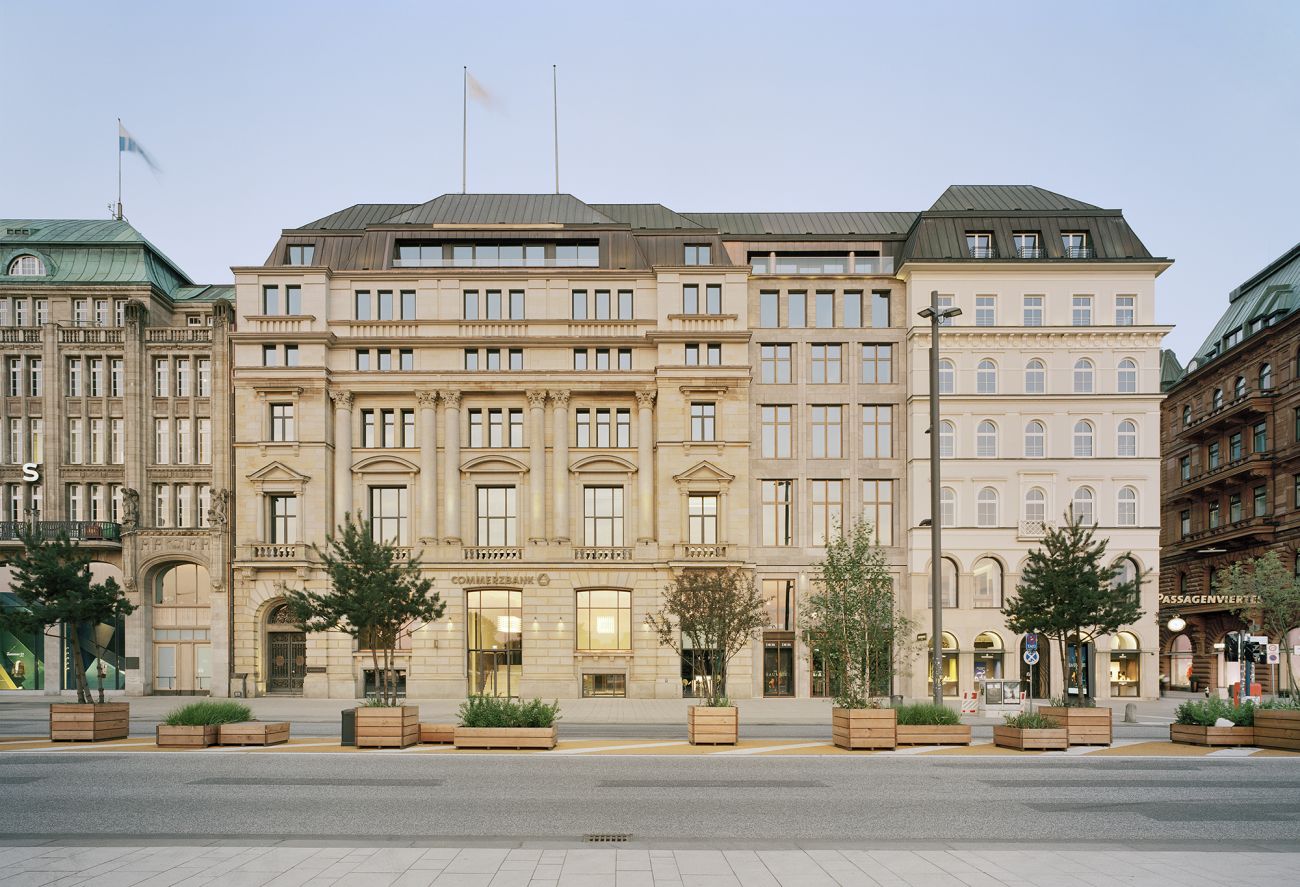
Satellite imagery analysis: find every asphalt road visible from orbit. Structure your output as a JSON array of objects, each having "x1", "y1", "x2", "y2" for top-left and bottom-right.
[{"x1": 3, "y1": 752, "x2": 1296, "y2": 848}]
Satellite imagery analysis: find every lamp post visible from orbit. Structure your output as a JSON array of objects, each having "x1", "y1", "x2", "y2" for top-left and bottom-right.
[{"x1": 919, "y1": 290, "x2": 961, "y2": 706}]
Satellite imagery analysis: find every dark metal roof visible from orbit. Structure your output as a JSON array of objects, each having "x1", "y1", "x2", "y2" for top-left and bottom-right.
[
  {"x1": 1160, "y1": 349, "x2": 1185, "y2": 392},
  {"x1": 899, "y1": 213, "x2": 1154, "y2": 262},
  {"x1": 300, "y1": 204, "x2": 419, "y2": 230},
  {"x1": 384, "y1": 194, "x2": 616, "y2": 226},
  {"x1": 681, "y1": 212, "x2": 917, "y2": 237},
  {"x1": 928, "y1": 186, "x2": 1101, "y2": 213},
  {"x1": 1185, "y1": 242, "x2": 1300, "y2": 368},
  {"x1": 590, "y1": 204, "x2": 706, "y2": 230}
]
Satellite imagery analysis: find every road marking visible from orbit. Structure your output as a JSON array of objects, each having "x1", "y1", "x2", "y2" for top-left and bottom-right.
[
  {"x1": 879, "y1": 745, "x2": 943, "y2": 755},
  {"x1": 544, "y1": 741, "x2": 689, "y2": 755},
  {"x1": 711, "y1": 742, "x2": 828, "y2": 756},
  {"x1": 1207, "y1": 747, "x2": 1261, "y2": 757}
]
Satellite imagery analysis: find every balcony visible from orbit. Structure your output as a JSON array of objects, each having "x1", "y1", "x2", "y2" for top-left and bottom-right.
[
  {"x1": 1016, "y1": 247, "x2": 1044, "y2": 259},
  {"x1": 1177, "y1": 514, "x2": 1278, "y2": 549},
  {"x1": 1172, "y1": 453, "x2": 1273, "y2": 498},
  {"x1": 392, "y1": 257, "x2": 599, "y2": 269},
  {"x1": 458, "y1": 321, "x2": 526, "y2": 338},
  {"x1": 239, "y1": 543, "x2": 309, "y2": 562},
  {"x1": 1018, "y1": 519, "x2": 1055, "y2": 540},
  {"x1": 59, "y1": 328, "x2": 123, "y2": 345},
  {"x1": 463, "y1": 546, "x2": 522, "y2": 562},
  {"x1": 0, "y1": 521, "x2": 122, "y2": 545},
  {"x1": 1064, "y1": 247, "x2": 1096, "y2": 259},
  {"x1": 246, "y1": 315, "x2": 313, "y2": 334},
  {"x1": 147, "y1": 328, "x2": 211, "y2": 344},
  {"x1": 750, "y1": 256, "x2": 894, "y2": 276},
  {"x1": 676, "y1": 543, "x2": 729, "y2": 560},
  {"x1": 573, "y1": 546, "x2": 633, "y2": 562},
  {"x1": 0, "y1": 328, "x2": 42, "y2": 344},
  {"x1": 1181, "y1": 392, "x2": 1274, "y2": 440},
  {"x1": 968, "y1": 247, "x2": 999, "y2": 259}
]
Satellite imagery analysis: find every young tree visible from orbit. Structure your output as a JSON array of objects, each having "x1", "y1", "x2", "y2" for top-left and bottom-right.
[
  {"x1": 802, "y1": 519, "x2": 912, "y2": 708},
  {"x1": 0, "y1": 529, "x2": 135, "y2": 704},
  {"x1": 281, "y1": 513, "x2": 444, "y2": 706},
  {"x1": 646, "y1": 567, "x2": 766, "y2": 707},
  {"x1": 1002, "y1": 511, "x2": 1145, "y2": 705},
  {"x1": 1214, "y1": 551, "x2": 1300, "y2": 695}
]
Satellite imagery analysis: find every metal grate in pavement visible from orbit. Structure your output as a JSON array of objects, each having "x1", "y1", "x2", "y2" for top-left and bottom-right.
[{"x1": 585, "y1": 834, "x2": 632, "y2": 843}]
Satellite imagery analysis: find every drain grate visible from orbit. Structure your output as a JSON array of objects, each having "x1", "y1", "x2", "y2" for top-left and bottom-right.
[{"x1": 585, "y1": 833, "x2": 632, "y2": 844}]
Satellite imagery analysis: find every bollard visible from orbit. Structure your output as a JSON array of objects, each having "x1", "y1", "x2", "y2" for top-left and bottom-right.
[{"x1": 1123, "y1": 703, "x2": 1137, "y2": 724}]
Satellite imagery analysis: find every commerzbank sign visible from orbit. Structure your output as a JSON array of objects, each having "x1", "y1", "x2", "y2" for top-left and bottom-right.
[
  {"x1": 1159, "y1": 593, "x2": 1258, "y2": 607},
  {"x1": 450, "y1": 573, "x2": 551, "y2": 587}
]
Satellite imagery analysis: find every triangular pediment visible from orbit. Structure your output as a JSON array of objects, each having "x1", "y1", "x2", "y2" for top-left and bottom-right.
[
  {"x1": 673, "y1": 460, "x2": 735, "y2": 485},
  {"x1": 246, "y1": 460, "x2": 310, "y2": 484}
]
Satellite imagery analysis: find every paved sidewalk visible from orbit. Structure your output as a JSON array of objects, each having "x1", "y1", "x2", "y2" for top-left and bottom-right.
[{"x1": 1, "y1": 844, "x2": 1296, "y2": 886}]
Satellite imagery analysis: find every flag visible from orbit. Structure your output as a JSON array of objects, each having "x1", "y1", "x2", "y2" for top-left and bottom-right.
[
  {"x1": 118, "y1": 122, "x2": 160, "y2": 173},
  {"x1": 465, "y1": 70, "x2": 496, "y2": 109}
]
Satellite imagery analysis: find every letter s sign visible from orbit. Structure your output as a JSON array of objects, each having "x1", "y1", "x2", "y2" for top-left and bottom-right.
[{"x1": 21, "y1": 463, "x2": 40, "y2": 483}]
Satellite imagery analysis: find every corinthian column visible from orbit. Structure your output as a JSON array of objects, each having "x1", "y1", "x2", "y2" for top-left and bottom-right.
[
  {"x1": 417, "y1": 391, "x2": 438, "y2": 542},
  {"x1": 331, "y1": 391, "x2": 354, "y2": 525},
  {"x1": 526, "y1": 390, "x2": 548, "y2": 543},
  {"x1": 636, "y1": 389, "x2": 656, "y2": 542},
  {"x1": 550, "y1": 390, "x2": 570, "y2": 543},
  {"x1": 441, "y1": 390, "x2": 461, "y2": 543}
]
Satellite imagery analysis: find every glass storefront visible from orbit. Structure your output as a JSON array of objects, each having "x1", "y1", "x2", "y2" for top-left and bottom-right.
[
  {"x1": 681, "y1": 634, "x2": 721, "y2": 698},
  {"x1": 1110, "y1": 631, "x2": 1140, "y2": 697},
  {"x1": 1065, "y1": 638, "x2": 1093, "y2": 698},
  {"x1": 973, "y1": 631, "x2": 1004, "y2": 682},
  {"x1": 63, "y1": 615, "x2": 126, "y2": 693},
  {"x1": 582, "y1": 673, "x2": 625, "y2": 697},
  {"x1": 1, "y1": 613, "x2": 43, "y2": 691},
  {"x1": 809, "y1": 642, "x2": 840, "y2": 698},
  {"x1": 1168, "y1": 634, "x2": 1193, "y2": 690},
  {"x1": 927, "y1": 632, "x2": 958, "y2": 698},
  {"x1": 467, "y1": 589, "x2": 522, "y2": 697},
  {"x1": 763, "y1": 633, "x2": 795, "y2": 696}
]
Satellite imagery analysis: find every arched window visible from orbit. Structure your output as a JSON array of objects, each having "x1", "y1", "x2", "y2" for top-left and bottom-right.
[
  {"x1": 153, "y1": 563, "x2": 212, "y2": 606},
  {"x1": 1024, "y1": 420, "x2": 1045, "y2": 458},
  {"x1": 1234, "y1": 376, "x2": 1246, "y2": 399},
  {"x1": 1073, "y1": 358, "x2": 1094, "y2": 393},
  {"x1": 6, "y1": 254, "x2": 45, "y2": 276},
  {"x1": 1260, "y1": 363, "x2": 1274, "y2": 390},
  {"x1": 1117, "y1": 486, "x2": 1138, "y2": 526},
  {"x1": 1117, "y1": 419, "x2": 1137, "y2": 457},
  {"x1": 1212, "y1": 388, "x2": 1224, "y2": 410},
  {"x1": 1182, "y1": 404, "x2": 1192, "y2": 426},
  {"x1": 977, "y1": 359, "x2": 997, "y2": 394},
  {"x1": 976, "y1": 487, "x2": 999, "y2": 527},
  {"x1": 976, "y1": 420, "x2": 998, "y2": 457},
  {"x1": 1072, "y1": 486, "x2": 1095, "y2": 526},
  {"x1": 1170, "y1": 633, "x2": 1193, "y2": 689},
  {"x1": 1117, "y1": 358, "x2": 1137, "y2": 393},
  {"x1": 1111, "y1": 557, "x2": 1139, "y2": 592},
  {"x1": 973, "y1": 629, "x2": 1004, "y2": 678},
  {"x1": 1024, "y1": 359, "x2": 1045, "y2": 394},
  {"x1": 940, "y1": 487, "x2": 956, "y2": 528},
  {"x1": 938, "y1": 359, "x2": 954, "y2": 394},
  {"x1": 1024, "y1": 487, "x2": 1046, "y2": 524},
  {"x1": 1112, "y1": 629, "x2": 1141, "y2": 696},
  {"x1": 940, "y1": 561, "x2": 958, "y2": 607},
  {"x1": 929, "y1": 629, "x2": 959, "y2": 697},
  {"x1": 939, "y1": 420, "x2": 954, "y2": 458},
  {"x1": 1073, "y1": 419, "x2": 1094, "y2": 457},
  {"x1": 973, "y1": 559, "x2": 1003, "y2": 608}
]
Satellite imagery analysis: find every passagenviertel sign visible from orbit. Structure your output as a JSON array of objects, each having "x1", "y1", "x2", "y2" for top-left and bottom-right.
[
  {"x1": 450, "y1": 573, "x2": 551, "y2": 587},
  {"x1": 1158, "y1": 593, "x2": 1258, "y2": 607}
]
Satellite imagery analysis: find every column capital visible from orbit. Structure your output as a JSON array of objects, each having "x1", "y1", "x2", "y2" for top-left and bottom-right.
[
  {"x1": 440, "y1": 390, "x2": 462, "y2": 409},
  {"x1": 416, "y1": 390, "x2": 438, "y2": 408},
  {"x1": 330, "y1": 390, "x2": 355, "y2": 410},
  {"x1": 548, "y1": 390, "x2": 570, "y2": 408},
  {"x1": 635, "y1": 389, "x2": 657, "y2": 409},
  {"x1": 526, "y1": 389, "x2": 549, "y2": 409}
]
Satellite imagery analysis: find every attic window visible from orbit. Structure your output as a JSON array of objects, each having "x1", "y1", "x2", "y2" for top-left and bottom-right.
[
  {"x1": 287, "y1": 244, "x2": 315, "y2": 266},
  {"x1": 6, "y1": 254, "x2": 45, "y2": 276}
]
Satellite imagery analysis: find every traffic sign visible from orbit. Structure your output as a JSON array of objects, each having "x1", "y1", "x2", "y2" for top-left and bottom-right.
[
  {"x1": 1267, "y1": 644, "x2": 1281, "y2": 665},
  {"x1": 1023, "y1": 649, "x2": 1040, "y2": 666},
  {"x1": 1025, "y1": 633, "x2": 1038, "y2": 650}
]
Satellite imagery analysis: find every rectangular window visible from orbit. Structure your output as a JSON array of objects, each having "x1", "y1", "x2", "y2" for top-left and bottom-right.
[
  {"x1": 287, "y1": 244, "x2": 315, "y2": 265},
  {"x1": 67, "y1": 357, "x2": 83, "y2": 397},
  {"x1": 861, "y1": 405, "x2": 893, "y2": 458},
  {"x1": 372, "y1": 290, "x2": 391, "y2": 320},
  {"x1": 114, "y1": 299, "x2": 127, "y2": 326},
  {"x1": 475, "y1": 486, "x2": 516, "y2": 546},
  {"x1": 175, "y1": 485, "x2": 191, "y2": 528},
  {"x1": 356, "y1": 349, "x2": 371, "y2": 371},
  {"x1": 509, "y1": 409, "x2": 524, "y2": 448},
  {"x1": 871, "y1": 291, "x2": 890, "y2": 328},
  {"x1": 688, "y1": 494, "x2": 718, "y2": 544},
  {"x1": 1062, "y1": 231, "x2": 1090, "y2": 257},
  {"x1": 377, "y1": 349, "x2": 393, "y2": 372},
  {"x1": 175, "y1": 418, "x2": 192, "y2": 464},
  {"x1": 573, "y1": 349, "x2": 588, "y2": 371},
  {"x1": 1072, "y1": 296, "x2": 1093, "y2": 326},
  {"x1": 284, "y1": 345, "x2": 299, "y2": 367},
  {"x1": 616, "y1": 289, "x2": 633, "y2": 319},
  {"x1": 936, "y1": 295, "x2": 955, "y2": 325},
  {"x1": 1255, "y1": 485, "x2": 1268, "y2": 518},
  {"x1": 861, "y1": 344, "x2": 893, "y2": 384},
  {"x1": 617, "y1": 348, "x2": 632, "y2": 371},
  {"x1": 154, "y1": 358, "x2": 169, "y2": 397},
  {"x1": 197, "y1": 418, "x2": 211, "y2": 464},
  {"x1": 154, "y1": 419, "x2": 169, "y2": 465},
  {"x1": 261, "y1": 285, "x2": 280, "y2": 315},
  {"x1": 94, "y1": 299, "x2": 110, "y2": 326},
  {"x1": 811, "y1": 479, "x2": 843, "y2": 545},
  {"x1": 759, "y1": 291, "x2": 779, "y2": 327},
  {"x1": 810, "y1": 344, "x2": 842, "y2": 384},
  {"x1": 269, "y1": 495, "x2": 299, "y2": 543},
  {"x1": 1230, "y1": 493, "x2": 1242, "y2": 523},
  {"x1": 175, "y1": 358, "x2": 191, "y2": 397},
  {"x1": 88, "y1": 419, "x2": 104, "y2": 464},
  {"x1": 577, "y1": 590, "x2": 632, "y2": 652},
  {"x1": 594, "y1": 349, "x2": 610, "y2": 371},
  {"x1": 593, "y1": 290, "x2": 610, "y2": 320},
  {"x1": 197, "y1": 485, "x2": 210, "y2": 528},
  {"x1": 285, "y1": 285, "x2": 301, "y2": 314},
  {"x1": 705, "y1": 284, "x2": 722, "y2": 315},
  {"x1": 814, "y1": 291, "x2": 834, "y2": 328},
  {"x1": 370, "y1": 486, "x2": 410, "y2": 545},
  {"x1": 67, "y1": 419, "x2": 83, "y2": 464},
  {"x1": 575, "y1": 409, "x2": 591, "y2": 448},
  {"x1": 262, "y1": 344, "x2": 278, "y2": 367},
  {"x1": 843, "y1": 291, "x2": 862, "y2": 328},
  {"x1": 975, "y1": 295, "x2": 996, "y2": 326},
  {"x1": 583, "y1": 486, "x2": 624, "y2": 547},
  {"x1": 1023, "y1": 296, "x2": 1044, "y2": 326},
  {"x1": 1208, "y1": 442, "x2": 1221, "y2": 470},
  {"x1": 616, "y1": 408, "x2": 631, "y2": 447},
  {"x1": 761, "y1": 480, "x2": 794, "y2": 546},
  {"x1": 361, "y1": 410, "x2": 377, "y2": 448},
  {"x1": 764, "y1": 579, "x2": 795, "y2": 631},
  {"x1": 6, "y1": 357, "x2": 18, "y2": 397},
  {"x1": 485, "y1": 290, "x2": 502, "y2": 320},
  {"x1": 1229, "y1": 432, "x2": 1243, "y2": 461},
  {"x1": 399, "y1": 349, "x2": 414, "y2": 371},
  {"x1": 682, "y1": 284, "x2": 698, "y2": 315},
  {"x1": 89, "y1": 358, "x2": 103, "y2": 397},
  {"x1": 355, "y1": 291, "x2": 371, "y2": 320},
  {"x1": 66, "y1": 485, "x2": 83, "y2": 521},
  {"x1": 14, "y1": 299, "x2": 28, "y2": 326},
  {"x1": 1254, "y1": 421, "x2": 1268, "y2": 453},
  {"x1": 594, "y1": 409, "x2": 612, "y2": 447},
  {"x1": 1115, "y1": 295, "x2": 1135, "y2": 326},
  {"x1": 401, "y1": 290, "x2": 417, "y2": 319},
  {"x1": 760, "y1": 344, "x2": 792, "y2": 384},
  {"x1": 811, "y1": 405, "x2": 843, "y2": 458},
  {"x1": 1180, "y1": 455, "x2": 1191, "y2": 483},
  {"x1": 862, "y1": 480, "x2": 893, "y2": 546},
  {"x1": 28, "y1": 418, "x2": 41, "y2": 462},
  {"x1": 684, "y1": 244, "x2": 711, "y2": 265},
  {"x1": 571, "y1": 290, "x2": 588, "y2": 320},
  {"x1": 109, "y1": 359, "x2": 124, "y2": 397},
  {"x1": 73, "y1": 300, "x2": 89, "y2": 325},
  {"x1": 760, "y1": 405, "x2": 792, "y2": 459},
  {"x1": 1209, "y1": 501, "x2": 1221, "y2": 529},
  {"x1": 463, "y1": 290, "x2": 480, "y2": 320},
  {"x1": 270, "y1": 403, "x2": 295, "y2": 442},
  {"x1": 110, "y1": 419, "x2": 124, "y2": 464},
  {"x1": 787, "y1": 291, "x2": 806, "y2": 328},
  {"x1": 27, "y1": 358, "x2": 41, "y2": 396},
  {"x1": 690, "y1": 402, "x2": 716, "y2": 441}
]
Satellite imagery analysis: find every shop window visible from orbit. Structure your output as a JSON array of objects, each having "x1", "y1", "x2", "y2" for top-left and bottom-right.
[
  {"x1": 973, "y1": 631, "x2": 1004, "y2": 682},
  {"x1": 809, "y1": 640, "x2": 840, "y2": 699},
  {"x1": 1168, "y1": 633, "x2": 1193, "y2": 691},
  {"x1": 763, "y1": 634, "x2": 795, "y2": 697},
  {"x1": 582, "y1": 673, "x2": 626, "y2": 697},
  {"x1": 928, "y1": 631, "x2": 959, "y2": 698},
  {"x1": 467, "y1": 589, "x2": 522, "y2": 697},
  {"x1": 576, "y1": 589, "x2": 631, "y2": 651},
  {"x1": 1111, "y1": 631, "x2": 1140, "y2": 697}
]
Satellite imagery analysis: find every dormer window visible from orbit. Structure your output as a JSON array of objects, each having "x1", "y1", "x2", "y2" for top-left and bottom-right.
[
  {"x1": 1013, "y1": 232, "x2": 1041, "y2": 258},
  {"x1": 684, "y1": 244, "x2": 711, "y2": 265},
  {"x1": 966, "y1": 233, "x2": 996, "y2": 259},
  {"x1": 1062, "y1": 232, "x2": 1092, "y2": 258},
  {"x1": 286, "y1": 244, "x2": 315, "y2": 266},
  {"x1": 6, "y1": 254, "x2": 45, "y2": 276}
]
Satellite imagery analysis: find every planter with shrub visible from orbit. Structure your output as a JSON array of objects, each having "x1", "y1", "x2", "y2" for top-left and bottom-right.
[
  {"x1": 355, "y1": 700, "x2": 420, "y2": 749},
  {"x1": 688, "y1": 700, "x2": 739, "y2": 746},
  {"x1": 1040, "y1": 699, "x2": 1112, "y2": 746},
  {"x1": 894, "y1": 703, "x2": 970, "y2": 746},
  {"x1": 1248, "y1": 699, "x2": 1300, "y2": 751},
  {"x1": 453, "y1": 696, "x2": 559, "y2": 749},
  {"x1": 1169, "y1": 698, "x2": 1255, "y2": 747},
  {"x1": 993, "y1": 711, "x2": 1067, "y2": 751},
  {"x1": 156, "y1": 701, "x2": 251, "y2": 747}
]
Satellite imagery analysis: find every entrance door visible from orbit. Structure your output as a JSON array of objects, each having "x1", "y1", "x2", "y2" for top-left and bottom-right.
[
  {"x1": 466, "y1": 589, "x2": 523, "y2": 697},
  {"x1": 267, "y1": 631, "x2": 306, "y2": 694},
  {"x1": 763, "y1": 634, "x2": 795, "y2": 696}
]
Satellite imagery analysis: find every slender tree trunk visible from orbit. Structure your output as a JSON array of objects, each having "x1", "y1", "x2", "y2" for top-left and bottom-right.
[
  {"x1": 369, "y1": 646, "x2": 380, "y2": 703},
  {"x1": 68, "y1": 626, "x2": 90, "y2": 704},
  {"x1": 97, "y1": 653, "x2": 105, "y2": 705}
]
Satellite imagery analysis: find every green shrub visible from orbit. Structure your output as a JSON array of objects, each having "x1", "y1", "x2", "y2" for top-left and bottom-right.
[
  {"x1": 1002, "y1": 711, "x2": 1059, "y2": 730},
  {"x1": 894, "y1": 703, "x2": 960, "y2": 726},
  {"x1": 1048, "y1": 694, "x2": 1097, "y2": 708},
  {"x1": 363, "y1": 697, "x2": 398, "y2": 707},
  {"x1": 1259, "y1": 697, "x2": 1300, "y2": 711},
  {"x1": 1173, "y1": 698, "x2": 1254, "y2": 727},
  {"x1": 457, "y1": 695, "x2": 560, "y2": 728},
  {"x1": 163, "y1": 701, "x2": 251, "y2": 726},
  {"x1": 703, "y1": 696, "x2": 733, "y2": 708}
]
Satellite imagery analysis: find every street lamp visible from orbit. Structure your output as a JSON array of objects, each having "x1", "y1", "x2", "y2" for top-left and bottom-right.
[
  {"x1": 919, "y1": 290, "x2": 962, "y2": 706},
  {"x1": 1166, "y1": 615, "x2": 1186, "y2": 633}
]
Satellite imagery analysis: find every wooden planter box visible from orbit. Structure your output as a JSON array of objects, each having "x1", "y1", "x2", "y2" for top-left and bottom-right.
[
  {"x1": 355, "y1": 705, "x2": 420, "y2": 749},
  {"x1": 49, "y1": 703, "x2": 129, "y2": 742},
  {"x1": 453, "y1": 726, "x2": 557, "y2": 749},
  {"x1": 1170, "y1": 723, "x2": 1255, "y2": 746},
  {"x1": 993, "y1": 725, "x2": 1069, "y2": 751},
  {"x1": 217, "y1": 721, "x2": 290, "y2": 746},
  {"x1": 688, "y1": 705, "x2": 738, "y2": 745},
  {"x1": 1253, "y1": 710, "x2": 1300, "y2": 752},
  {"x1": 1041, "y1": 706, "x2": 1112, "y2": 746},
  {"x1": 896, "y1": 724, "x2": 971, "y2": 746},
  {"x1": 832, "y1": 707, "x2": 896, "y2": 750},
  {"x1": 155, "y1": 725, "x2": 217, "y2": 748},
  {"x1": 420, "y1": 723, "x2": 455, "y2": 745}
]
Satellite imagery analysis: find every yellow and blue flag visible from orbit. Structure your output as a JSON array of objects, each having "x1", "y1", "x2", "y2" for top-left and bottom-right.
[{"x1": 118, "y1": 121, "x2": 160, "y2": 172}]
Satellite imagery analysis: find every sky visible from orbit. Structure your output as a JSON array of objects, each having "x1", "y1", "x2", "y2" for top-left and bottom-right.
[{"x1": 4, "y1": 0, "x2": 1299, "y2": 362}]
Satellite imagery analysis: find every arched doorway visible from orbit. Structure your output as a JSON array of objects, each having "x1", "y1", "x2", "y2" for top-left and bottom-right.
[
  {"x1": 151, "y1": 562, "x2": 211, "y2": 694},
  {"x1": 1019, "y1": 633, "x2": 1050, "y2": 699},
  {"x1": 265, "y1": 603, "x2": 306, "y2": 695},
  {"x1": 1168, "y1": 634, "x2": 1193, "y2": 690}
]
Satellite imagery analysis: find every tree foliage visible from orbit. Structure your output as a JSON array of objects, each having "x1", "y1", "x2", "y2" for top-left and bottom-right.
[
  {"x1": 280, "y1": 513, "x2": 444, "y2": 705},
  {"x1": 0, "y1": 528, "x2": 135, "y2": 704},
  {"x1": 645, "y1": 567, "x2": 766, "y2": 706},
  {"x1": 1002, "y1": 511, "x2": 1144, "y2": 705},
  {"x1": 1214, "y1": 551, "x2": 1300, "y2": 695},
  {"x1": 802, "y1": 519, "x2": 911, "y2": 709}
]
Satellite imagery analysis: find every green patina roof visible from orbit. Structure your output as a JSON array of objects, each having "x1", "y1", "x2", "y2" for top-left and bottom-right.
[
  {"x1": 1186, "y1": 242, "x2": 1300, "y2": 370},
  {"x1": 0, "y1": 219, "x2": 226, "y2": 301},
  {"x1": 1160, "y1": 349, "x2": 1185, "y2": 391}
]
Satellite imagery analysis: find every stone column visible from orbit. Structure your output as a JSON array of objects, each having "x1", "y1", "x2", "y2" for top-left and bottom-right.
[
  {"x1": 636, "y1": 389, "x2": 656, "y2": 542},
  {"x1": 526, "y1": 390, "x2": 548, "y2": 543},
  {"x1": 550, "y1": 390, "x2": 570, "y2": 543},
  {"x1": 442, "y1": 390, "x2": 461, "y2": 543},
  {"x1": 330, "y1": 391, "x2": 354, "y2": 523},
  {"x1": 417, "y1": 391, "x2": 438, "y2": 542}
]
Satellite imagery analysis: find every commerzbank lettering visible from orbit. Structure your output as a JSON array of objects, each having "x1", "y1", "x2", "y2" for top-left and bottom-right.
[{"x1": 450, "y1": 573, "x2": 551, "y2": 587}]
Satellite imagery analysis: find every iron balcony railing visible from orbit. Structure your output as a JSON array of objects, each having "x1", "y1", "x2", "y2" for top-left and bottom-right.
[
  {"x1": 1064, "y1": 246, "x2": 1096, "y2": 259},
  {"x1": 0, "y1": 521, "x2": 122, "y2": 543},
  {"x1": 967, "y1": 247, "x2": 999, "y2": 259},
  {"x1": 1016, "y1": 246, "x2": 1044, "y2": 258}
]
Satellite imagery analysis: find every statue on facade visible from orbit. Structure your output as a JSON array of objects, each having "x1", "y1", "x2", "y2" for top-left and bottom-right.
[
  {"x1": 121, "y1": 488, "x2": 140, "y2": 531},
  {"x1": 207, "y1": 489, "x2": 230, "y2": 529}
]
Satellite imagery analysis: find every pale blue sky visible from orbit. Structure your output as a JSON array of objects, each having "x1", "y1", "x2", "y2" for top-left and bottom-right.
[{"x1": 5, "y1": 1, "x2": 1299, "y2": 360}]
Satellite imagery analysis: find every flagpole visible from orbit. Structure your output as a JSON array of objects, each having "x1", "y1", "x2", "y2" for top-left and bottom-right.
[
  {"x1": 116, "y1": 117, "x2": 123, "y2": 220},
  {"x1": 462, "y1": 67, "x2": 468, "y2": 194},
  {"x1": 552, "y1": 65, "x2": 560, "y2": 194}
]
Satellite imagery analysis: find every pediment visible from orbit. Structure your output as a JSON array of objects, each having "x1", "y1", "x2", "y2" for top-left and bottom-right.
[
  {"x1": 673, "y1": 460, "x2": 735, "y2": 485},
  {"x1": 570, "y1": 454, "x2": 637, "y2": 474},
  {"x1": 460, "y1": 454, "x2": 530, "y2": 474},
  {"x1": 246, "y1": 460, "x2": 310, "y2": 484},
  {"x1": 352, "y1": 454, "x2": 420, "y2": 474}
]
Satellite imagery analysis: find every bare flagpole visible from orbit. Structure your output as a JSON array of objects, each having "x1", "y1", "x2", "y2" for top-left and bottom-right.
[
  {"x1": 116, "y1": 117, "x2": 123, "y2": 220},
  {"x1": 552, "y1": 65, "x2": 559, "y2": 194},
  {"x1": 462, "y1": 67, "x2": 468, "y2": 194}
]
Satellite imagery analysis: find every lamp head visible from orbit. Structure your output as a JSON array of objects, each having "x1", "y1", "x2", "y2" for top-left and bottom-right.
[{"x1": 1166, "y1": 615, "x2": 1186, "y2": 633}]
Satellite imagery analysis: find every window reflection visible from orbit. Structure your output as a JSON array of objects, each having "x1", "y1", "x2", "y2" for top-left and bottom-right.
[{"x1": 467, "y1": 589, "x2": 522, "y2": 697}]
